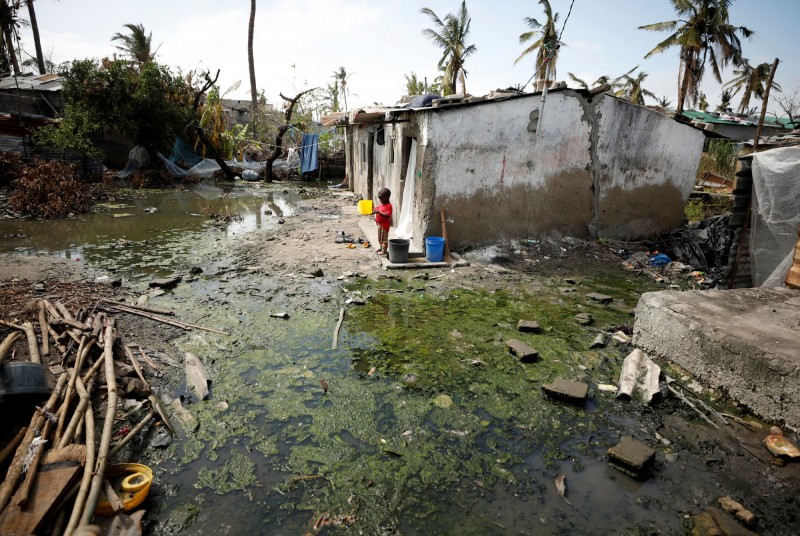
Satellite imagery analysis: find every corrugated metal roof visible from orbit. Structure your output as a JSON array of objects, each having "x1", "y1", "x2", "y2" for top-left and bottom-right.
[
  {"x1": 681, "y1": 109, "x2": 786, "y2": 129},
  {"x1": 0, "y1": 74, "x2": 64, "y2": 91}
]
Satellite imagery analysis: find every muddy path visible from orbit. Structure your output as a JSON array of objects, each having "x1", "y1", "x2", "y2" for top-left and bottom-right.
[{"x1": 1, "y1": 180, "x2": 798, "y2": 535}]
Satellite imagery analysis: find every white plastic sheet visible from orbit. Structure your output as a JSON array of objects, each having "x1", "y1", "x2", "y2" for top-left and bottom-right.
[
  {"x1": 751, "y1": 147, "x2": 800, "y2": 286},
  {"x1": 394, "y1": 139, "x2": 417, "y2": 239}
]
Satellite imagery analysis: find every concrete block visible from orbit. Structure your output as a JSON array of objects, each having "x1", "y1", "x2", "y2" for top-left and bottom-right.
[
  {"x1": 607, "y1": 436, "x2": 655, "y2": 478},
  {"x1": 517, "y1": 320, "x2": 542, "y2": 333},
  {"x1": 506, "y1": 339, "x2": 538, "y2": 363},
  {"x1": 633, "y1": 288, "x2": 800, "y2": 429},
  {"x1": 542, "y1": 378, "x2": 589, "y2": 405},
  {"x1": 587, "y1": 292, "x2": 613, "y2": 304},
  {"x1": 709, "y1": 507, "x2": 758, "y2": 536},
  {"x1": 575, "y1": 313, "x2": 593, "y2": 326}
]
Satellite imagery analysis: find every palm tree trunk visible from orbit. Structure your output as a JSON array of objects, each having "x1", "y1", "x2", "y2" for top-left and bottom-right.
[
  {"x1": 247, "y1": 0, "x2": 258, "y2": 138},
  {"x1": 27, "y1": 0, "x2": 45, "y2": 74},
  {"x1": 3, "y1": 27, "x2": 18, "y2": 74},
  {"x1": 676, "y1": 59, "x2": 693, "y2": 115}
]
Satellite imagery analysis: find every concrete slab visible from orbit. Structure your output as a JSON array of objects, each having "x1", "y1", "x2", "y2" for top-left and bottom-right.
[
  {"x1": 506, "y1": 339, "x2": 539, "y2": 362},
  {"x1": 356, "y1": 213, "x2": 469, "y2": 270},
  {"x1": 517, "y1": 320, "x2": 542, "y2": 333},
  {"x1": 633, "y1": 287, "x2": 800, "y2": 429},
  {"x1": 542, "y1": 378, "x2": 589, "y2": 405},
  {"x1": 607, "y1": 436, "x2": 655, "y2": 478}
]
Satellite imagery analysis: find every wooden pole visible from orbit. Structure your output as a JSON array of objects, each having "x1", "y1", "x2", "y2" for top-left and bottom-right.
[
  {"x1": 58, "y1": 373, "x2": 91, "y2": 449},
  {"x1": 0, "y1": 426, "x2": 27, "y2": 466},
  {"x1": 80, "y1": 319, "x2": 117, "y2": 526},
  {"x1": 64, "y1": 385, "x2": 94, "y2": 536},
  {"x1": 0, "y1": 331, "x2": 21, "y2": 364},
  {"x1": 440, "y1": 208, "x2": 452, "y2": 263},
  {"x1": 332, "y1": 308, "x2": 345, "y2": 350},
  {"x1": 39, "y1": 301, "x2": 50, "y2": 357},
  {"x1": 109, "y1": 411, "x2": 155, "y2": 457}
]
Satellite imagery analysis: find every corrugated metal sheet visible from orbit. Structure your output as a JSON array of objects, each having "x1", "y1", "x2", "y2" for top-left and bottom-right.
[{"x1": 0, "y1": 74, "x2": 64, "y2": 92}]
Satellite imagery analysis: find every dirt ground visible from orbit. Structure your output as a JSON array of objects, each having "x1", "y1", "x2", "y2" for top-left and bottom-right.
[{"x1": 1, "y1": 187, "x2": 798, "y2": 535}]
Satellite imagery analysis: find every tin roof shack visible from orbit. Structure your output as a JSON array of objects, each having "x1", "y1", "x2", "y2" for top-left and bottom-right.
[
  {"x1": 343, "y1": 89, "x2": 705, "y2": 251},
  {"x1": 0, "y1": 73, "x2": 131, "y2": 168},
  {"x1": 680, "y1": 109, "x2": 790, "y2": 141}
]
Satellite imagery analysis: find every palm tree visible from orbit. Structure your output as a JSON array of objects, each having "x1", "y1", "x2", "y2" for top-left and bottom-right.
[
  {"x1": 248, "y1": 0, "x2": 258, "y2": 138},
  {"x1": 567, "y1": 72, "x2": 588, "y2": 89},
  {"x1": 639, "y1": 0, "x2": 753, "y2": 114},
  {"x1": 326, "y1": 82, "x2": 340, "y2": 113},
  {"x1": 111, "y1": 23, "x2": 157, "y2": 64},
  {"x1": 717, "y1": 88, "x2": 734, "y2": 112},
  {"x1": 725, "y1": 61, "x2": 781, "y2": 114},
  {"x1": 656, "y1": 95, "x2": 673, "y2": 109},
  {"x1": 515, "y1": 0, "x2": 561, "y2": 91},
  {"x1": 696, "y1": 91, "x2": 709, "y2": 110},
  {"x1": 405, "y1": 72, "x2": 425, "y2": 95},
  {"x1": 615, "y1": 71, "x2": 657, "y2": 106},
  {"x1": 0, "y1": 0, "x2": 22, "y2": 74},
  {"x1": 332, "y1": 66, "x2": 352, "y2": 111},
  {"x1": 23, "y1": 0, "x2": 44, "y2": 74},
  {"x1": 420, "y1": 1, "x2": 476, "y2": 96}
]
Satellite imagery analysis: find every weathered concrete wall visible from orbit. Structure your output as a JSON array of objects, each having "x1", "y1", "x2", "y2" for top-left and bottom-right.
[
  {"x1": 347, "y1": 91, "x2": 703, "y2": 248},
  {"x1": 633, "y1": 288, "x2": 800, "y2": 429},
  {"x1": 592, "y1": 95, "x2": 704, "y2": 239},
  {"x1": 424, "y1": 92, "x2": 593, "y2": 248}
]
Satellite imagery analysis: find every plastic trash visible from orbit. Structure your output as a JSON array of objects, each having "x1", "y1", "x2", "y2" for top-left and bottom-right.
[
  {"x1": 242, "y1": 169, "x2": 259, "y2": 181},
  {"x1": 649, "y1": 253, "x2": 672, "y2": 267}
]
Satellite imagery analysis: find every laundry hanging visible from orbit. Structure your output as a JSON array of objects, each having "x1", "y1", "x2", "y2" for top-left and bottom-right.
[{"x1": 300, "y1": 133, "x2": 319, "y2": 174}]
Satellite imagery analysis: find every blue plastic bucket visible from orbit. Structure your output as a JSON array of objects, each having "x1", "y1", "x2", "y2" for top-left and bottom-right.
[{"x1": 425, "y1": 236, "x2": 445, "y2": 262}]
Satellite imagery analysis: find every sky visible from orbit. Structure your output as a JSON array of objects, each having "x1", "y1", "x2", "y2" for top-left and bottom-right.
[{"x1": 17, "y1": 0, "x2": 800, "y2": 115}]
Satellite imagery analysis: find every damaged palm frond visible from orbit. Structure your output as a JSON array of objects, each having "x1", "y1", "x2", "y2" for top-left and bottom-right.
[{"x1": 8, "y1": 158, "x2": 102, "y2": 218}]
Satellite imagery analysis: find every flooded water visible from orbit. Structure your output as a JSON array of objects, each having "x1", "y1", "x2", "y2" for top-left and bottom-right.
[
  {"x1": 0, "y1": 182, "x2": 307, "y2": 279},
  {"x1": 2, "y1": 182, "x2": 791, "y2": 535}
]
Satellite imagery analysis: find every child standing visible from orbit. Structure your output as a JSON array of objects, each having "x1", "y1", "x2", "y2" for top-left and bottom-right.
[{"x1": 373, "y1": 188, "x2": 392, "y2": 256}]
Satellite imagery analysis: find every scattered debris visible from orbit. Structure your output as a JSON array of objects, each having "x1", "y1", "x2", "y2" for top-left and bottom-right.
[
  {"x1": 763, "y1": 428, "x2": 800, "y2": 459},
  {"x1": 148, "y1": 277, "x2": 182, "y2": 290},
  {"x1": 607, "y1": 436, "x2": 655, "y2": 480},
  {"x1": 506, "y1": 339, "x2": 539, "y2": 363},
  {"x1": 575, "y1": 313, "x2": 594, "y2": 326},
  {"x1": 517, "y1": 320, "x2": 541, "y2": 333},
  {"x1": 586, "y1": 292, "x2": 613, "y2": 304},
  {"x1": 542, "y1": 378, "x2": 589, "y2": 405},
  {"x1": 270, "y1": 312, "x2": 290, "y2": 319},
  {"x1": 718, "y1": 496, "x2": 756, "y2": 526},
  {"x1": 589, "y1": 333, "x2": 606, "y2": 349},
  {"x1": 616, "y1": 349, "x2": 661, "y2": 403},
  {"x1": 185, "y1": 352, "x2": 212, "y2": 401},
  {"x1": 611, "y1": 331, "x2": 630, "y2": 344},
  {"x1": 319, "y1": 378, "x2": 329, "y2": 395},
  {"x1": 554, "y1": 473, "x2": 572, "y2": 506}
]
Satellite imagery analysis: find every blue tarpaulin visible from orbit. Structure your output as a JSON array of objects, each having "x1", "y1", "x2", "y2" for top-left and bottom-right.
[{"x1": 300, "y1": 133, "x2": 319, "y2": 174}]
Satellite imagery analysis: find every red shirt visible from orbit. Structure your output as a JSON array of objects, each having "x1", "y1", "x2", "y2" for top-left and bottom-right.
[{"x1": 375, "y1": 202, "x2": 392, "y2": 231}]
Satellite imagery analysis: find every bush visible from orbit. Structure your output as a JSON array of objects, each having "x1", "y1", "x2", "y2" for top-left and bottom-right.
[{"x1": 9, "y1": 158, "x2": 99, "y2": 218}]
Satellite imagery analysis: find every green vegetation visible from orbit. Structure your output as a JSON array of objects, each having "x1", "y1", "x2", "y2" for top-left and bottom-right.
[
  {"x1": 36, "y1": 58, "x2": 195, "y2": 162},
  {"x1": 163, "y1": 274, "x2": 657, "y2": 531}
]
